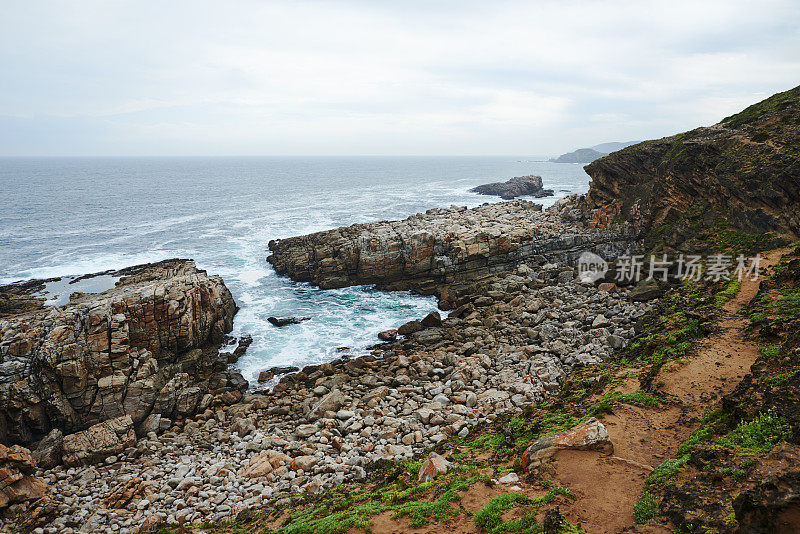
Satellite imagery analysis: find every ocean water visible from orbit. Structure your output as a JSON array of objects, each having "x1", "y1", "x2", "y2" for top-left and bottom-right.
[{"x1": 0, "y1": 157, "x2": 591, "y2": 383}]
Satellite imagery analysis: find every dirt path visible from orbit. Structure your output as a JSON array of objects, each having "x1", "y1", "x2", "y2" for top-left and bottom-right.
[{"x1": 551, "y1": 249, "x2": 788, "y2": 533}]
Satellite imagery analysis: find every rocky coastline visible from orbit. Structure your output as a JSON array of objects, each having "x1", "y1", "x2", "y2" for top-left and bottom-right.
[
  {"x1": 0, "y1": 197, "x2": 656, "y2": 533},
  {"x1": 267, "y1": 198, "x2": 638, "y2": 302}
]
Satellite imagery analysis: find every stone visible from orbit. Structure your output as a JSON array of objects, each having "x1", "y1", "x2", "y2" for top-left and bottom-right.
[
  {"x1": 232, "y1": 417, "x2": 256, "y2": 437},
  {"x1": 418, "y1": 452, "x2": 449, "y2": 482},
  {"x1": 292, "y1": 456, "x2": 318, "y2": 471},
  {"x1": 308, "y1": 389, "x2": 344, "y2": 420},
  {"x1": 0, "y1": 444, "x2": 48, "y2": 508},
  {"x1": 629, "y1": 279, "x2": 664, "y2": 301},
  {"x1": 61, "y1": 415, "x2": 137, "y2": 466},
  {"x1": 267, "y1": 316, "x2": 310, "y2": 327},
  {"x1": 498, "y1": 472, "x2": 519, "y2": 484},
  {"x1": 296, "y1": 424, "x2": 319, "y2": 438},
  {"x1": 377, "y1": 329, "x2": 397, "y2": 342},
  {"x1": 521, "y1": 418, "x2": 613, "y2": 472},
  {"x1": 137, "y1": 413, "x2": 161, "y2": 437},
  {"x1": 398, "y1": 320, "x2": 424, "y2": 336},
  {"x1": 592, "y1": 314, "x2": 612, "y2": 328},
  {"x1": 598, "y1": 282, "x2": 617, "y2": 292},
  {"x1": 336, "y1": 410, "x2": 355, "y2": 420},
  {"x1": 421, "y1": 311, "x2": 442, "y2": 328},
  {"x1": 30, "y1": 429, "x2": 63, "y2": 469}
]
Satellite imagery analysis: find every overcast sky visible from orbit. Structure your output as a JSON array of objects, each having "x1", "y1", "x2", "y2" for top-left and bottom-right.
[{"x1": 1, "y1": 0, "x2": 798, "y2": 156}]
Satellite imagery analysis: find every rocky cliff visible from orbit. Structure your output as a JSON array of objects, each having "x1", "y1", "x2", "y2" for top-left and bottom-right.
[
  {"x1": 0, "y1": 260, "x2": 245, "y2": 446},
  {"x1": 267, "y1": 199, "x2": 636, "y2": 304},
  {"x1": 585, "y1": 85, "x2": 800, "y2": 249}
]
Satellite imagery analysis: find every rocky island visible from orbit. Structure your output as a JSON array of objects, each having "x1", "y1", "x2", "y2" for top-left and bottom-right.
[
  {"x1": 2, "y1": 85, "x2": 800, "y2": 533},
  {"x1": 469, "y1": 175, "x2": 554, "y2": 200}
]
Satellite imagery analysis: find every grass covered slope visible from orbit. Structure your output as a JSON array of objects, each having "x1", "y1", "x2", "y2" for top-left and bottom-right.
[{"x1": 585, "y1": 85, "x2": 800, "y2": 251}]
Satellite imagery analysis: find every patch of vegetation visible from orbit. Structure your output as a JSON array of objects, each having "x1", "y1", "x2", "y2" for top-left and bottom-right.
[
  {"x1": 633, "y1": 491, "x2": 659, "y2": 524},
  {"x1": 276, "y1": 501, "x2": 391, "y2": 534},
  {"x1": 474, "y1": 487, "x2": 574, "y2": 534},
  {"x1": 759, "y1": 344, "x2": 782, "y2": 358},
  {"x1": 716, "y1": 410, "x2": 792, "y2": 455},
  {"x1": 718, "y1": 466, "x2": 746, "y2": 480},
  {"x1": 645, "y1": 455, "x2": 691, "y2": 490},
  {"x1": 392, "y1": 477, "x2": 478, "y2": 528},
  {"x1": 677, "y1": 409, "x2": 731, "y2": 455},
  {"x1": 470, "y1": 433, "x2": 507, "y2": 450},
  {"x1": 715, "y1": 278, "x2": 741, "y2": 307},
  {"x1": 473, "y1": 492, "x2": 532, "y2": 531},
  {"x1": 768, "y1": 370, "x2": 799, "y2": 385},
  {"x1": 721, "y1": 86, "x2": 799, "y2": 129}
]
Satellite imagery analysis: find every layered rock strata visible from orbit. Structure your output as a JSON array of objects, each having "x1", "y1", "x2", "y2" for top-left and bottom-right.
[
  {"x1": 585, "y1": 85, "x2": 800, "y2": 244},
  {"x1": 267, "y1": 199, "x2": 636, "y2": 301},
  {"x1": 0, "y1": 260, "x2": 245, "y2": 447}
]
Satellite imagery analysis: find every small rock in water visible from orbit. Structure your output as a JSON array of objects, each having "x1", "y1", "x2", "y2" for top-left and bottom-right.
[
  {"x1": 268, "y1": 316, "x2": 311, "y2": 327},
  {"x1": 378, "y1": 329, "x2": 397, "y2": 342}
]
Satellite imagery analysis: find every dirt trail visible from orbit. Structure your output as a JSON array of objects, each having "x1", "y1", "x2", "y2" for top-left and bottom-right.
[{"x1": 551, "y1": 249, "x2": 788, "y2": 533}]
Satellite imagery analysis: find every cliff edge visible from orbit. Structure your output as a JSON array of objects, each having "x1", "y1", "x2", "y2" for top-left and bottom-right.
[{"x1": 585, "y1": 85, "x2": 800, "y2": 250}]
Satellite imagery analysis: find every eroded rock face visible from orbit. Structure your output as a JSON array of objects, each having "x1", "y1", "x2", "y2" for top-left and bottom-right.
[
  {"x1": 585, "y1": 85, "x2": 800, "y2": 246},
  {"x1": 267, "y1": 199, "x2": 635, "y2": 296},
  {"x1": 0, "y1": 259, "x2": 243, "y2": 446},
  {"x1": 470, "y1": 175, "x2": 554, "y2": 200}
]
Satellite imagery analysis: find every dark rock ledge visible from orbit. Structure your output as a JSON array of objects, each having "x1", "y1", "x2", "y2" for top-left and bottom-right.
[{"x1": 469, "y1": 175, "x2": 554, "y2": 200}]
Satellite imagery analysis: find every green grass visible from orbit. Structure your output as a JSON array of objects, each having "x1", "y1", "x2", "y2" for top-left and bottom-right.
[
  {"x1": 645, "y1": 455, "x2": 691, "y2": 490},
  {"x1": 474, "y1": 487, "x2": 574, "y2": 534},
  {"x1": 715, "y1": 278, "x2": 741, "y2": 307},
  {"x1": 392, "y1": 476, "x2": 485, "y2": 528},
  {"x1": 677, "y1": 409, "x2": 731, "y2": 455},
  {"x1": 768, "y1": 370, "x2": 799, "y2": 385},
  {"x1": 760, "y1": 344, "x2": 783, "y2": 358},
  {"x1": 633, "y1": 492, "x2": 659, "y2": 524},
  {"x1": 718, "y1": 466, "x2": 746, "y2": 480},
  {"x1": 473, "y1": 492, "x2": 532, "y2": 531},
  {"x1": 276, "y1": 501, "x2": 390, "y2": 534},
  {"x1": 470, "y1": 433, "x2": 506, "y2": 450},
  {"x1": 716, "y1": 410, "x2": 792, "y2": 455}
]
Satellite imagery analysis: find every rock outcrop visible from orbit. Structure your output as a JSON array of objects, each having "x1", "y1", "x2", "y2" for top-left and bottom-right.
[
  {"x1": 267, "y1": 199, "x2": 636, "y2": 301},
  {"x1": 0, "y1": 259, "x2": 245, "y2": 447},
  {"x1": 469, "y1": 175, "x2": 554, "y2": 199},
  {"x1": 0, "y1": 443, "x2": 47, "y2": 509},
  {"x1": 585, "y1": 85, "x2": 800, "y2": 248}
]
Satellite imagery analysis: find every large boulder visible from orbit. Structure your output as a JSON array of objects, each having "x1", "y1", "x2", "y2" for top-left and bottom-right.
[
  {"x1": 0, "y1": 443, "x2": 47, "y2": 508},
  {"x1": 61, "y1": 415, "x2": 136, "y2": 466},
  {"x1": 521, "y1": 417, "x2": 613, "y2": 472},
  {"x1": 307, "y1": 388, "x2": 345, "y2": 421}
]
